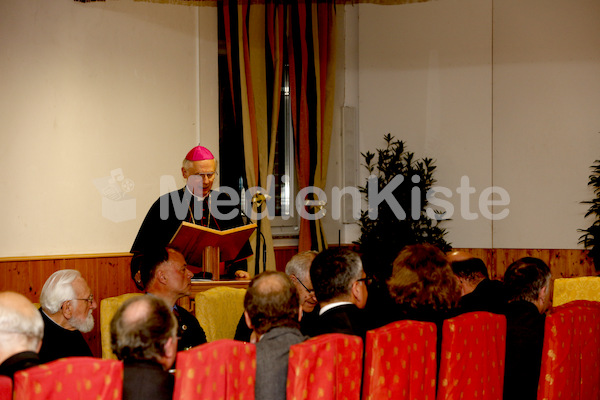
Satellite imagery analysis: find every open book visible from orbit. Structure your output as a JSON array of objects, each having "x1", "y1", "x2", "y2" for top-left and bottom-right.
[{"x1": 169, "y1": 221, "x2": 256, "y2": 268}]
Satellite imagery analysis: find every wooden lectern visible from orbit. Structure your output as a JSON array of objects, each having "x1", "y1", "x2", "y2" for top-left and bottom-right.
[{"x1": 169, "y1": 222, "x2": 256, "y2": 280}]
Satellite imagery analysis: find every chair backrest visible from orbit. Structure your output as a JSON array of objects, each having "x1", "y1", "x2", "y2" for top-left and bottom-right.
[
  {"x1": 100, "y1": 293, "x2": 143, "y2": 359},
  {"x1": 537, "y1": 300, "x2": 600, "y2": 400},
  {"x1": 13, "y1": 357, "x2": 123, "y2": 400},
  {"x1": 362, "y1": 320, "x2": 437, "y2": 400},
  {"x1": 287, "y1": 333, "x2": 363, "y2": 400},
  {"x1": 0, "y1": 375, "x2": 12, "y2": 400},
  {"x1": 173, "y1": 339, "x2": 256, "y2": 400},
  {"x1": 437, "y1": 312, "x2": 507, "y2": 400},
  {"x1": 553, "y1": 277, "x2": 600, "y2": 307},
  {"x1": 195, "y1": 287, "x2": 246, "y2": 342}
]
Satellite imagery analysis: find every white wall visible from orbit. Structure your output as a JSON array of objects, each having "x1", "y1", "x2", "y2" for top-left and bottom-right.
[
  {"x1": 0, "y1": 0, "x2": 217, "y2": 256},
  {"x1": 339, "y1": 0, "x2": 600, "y2": 249}
]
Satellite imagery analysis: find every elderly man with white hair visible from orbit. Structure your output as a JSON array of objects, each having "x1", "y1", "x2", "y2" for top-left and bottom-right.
[
  {"x1": 38, "y1": 269, "x2": 97, "y2": 362},
  {"x1": 0, "y1": 291, "x2": 44, "y2": 378}
]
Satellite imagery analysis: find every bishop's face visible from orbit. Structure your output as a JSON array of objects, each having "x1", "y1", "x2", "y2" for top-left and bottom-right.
[{"x1": 182, "y1": 159, "x2": 216, "y2": 197}]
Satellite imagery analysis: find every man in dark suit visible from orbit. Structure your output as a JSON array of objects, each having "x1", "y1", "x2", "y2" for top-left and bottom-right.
[
  {"x1": 130, "y1": 247, "x2": 207, "y2": 351},
  {"x1": 310, "y1": 248, "x2": 369, "y2": 339},
  {"x1": 111, "y1": 294, "x2": 178, "y2": 400},
  {"x1": 38, "y1": 269, "x2": 96, "y2": 362},
  {"x1": 502, "y1": 257, "x2": 551, "y2": 400},
  {"x1": 0, "y1": 292, "x2": 43, "y2": 379},
  {"x1": 451, "y1": 257, "x2": 507, "y2": 314},
  {"x1": 244, "y1": 271, "x2": 306, "y2": 400}
]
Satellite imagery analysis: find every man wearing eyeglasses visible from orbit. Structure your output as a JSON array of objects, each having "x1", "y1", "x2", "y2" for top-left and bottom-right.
[
  {"x1": 131, "y1": 145, "x2": 252, "y2": 280},
  {"x1": 310, "y1": 248, "x2": 370, "y2": 340},
  {"x1": 38, "y1": 269, "x2": 97, "y2": 363}
]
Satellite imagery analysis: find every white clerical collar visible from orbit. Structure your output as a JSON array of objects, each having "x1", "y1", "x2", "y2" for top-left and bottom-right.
[
  {"x1": 319, "y1": 301, "x2": 353, "y2": 315},
  {"x1": 185, "y1": 186, "x2": 209, "y2": 201}
]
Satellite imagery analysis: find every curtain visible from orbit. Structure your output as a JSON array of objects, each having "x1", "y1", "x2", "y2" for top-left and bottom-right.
[
  {"x1": 288, "y1": 0, "x2": 336, "y2": 252},
  {"x1": 222, "y1": 0, "x2": 284, "y2": 272}
]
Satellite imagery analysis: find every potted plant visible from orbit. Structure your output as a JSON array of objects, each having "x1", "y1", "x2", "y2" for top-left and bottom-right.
[
  {"x1": 355, "y1": 133, "x2": 451, "y2": 281},
  {"x1": 579, "y1": 159, "x2": 600, "y2": 272}
]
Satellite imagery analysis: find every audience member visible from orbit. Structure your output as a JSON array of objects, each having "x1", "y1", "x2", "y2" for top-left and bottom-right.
[
  {"x1": 386, "y1": 243, "x2": 461, "y2": 368},
  {"x1": 38, "y1": 269, "x2": 96, "y2": 362},
  {"x1": 0, "y1": 292, "x2": 43, "y2": 378},
  {"x1": 310, "y1": 248, "x2": 369, "y2": 339},
  {"x1": 244, "y1": 271, "x2": 306, "y2": 400},
  {"x1": 502, "y1": 257, "x2": 551, "y2": 400},
  {"x1": 130, "y1": 247, "x2": 207, "y2": 351},
  {"x1": 451, "y1": 257, "x2": 506, "y2": 314},
  {"x1": 387, "y1": 244, "x2": 460, "y2": 325},
  {"x1": 235, "y1": 251, "x2": 319, "y2": 341},
  {"x1": 111, "y1": 295, "x2": 178, "y2": 400}
]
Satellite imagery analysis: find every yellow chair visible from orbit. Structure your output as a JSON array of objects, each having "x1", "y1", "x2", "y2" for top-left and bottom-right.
[
  {"x1": 195, "y1": 287, "x2": 246, "y2": 342},
  {"x1": 553, "y1": 276, "x2": 600, "y2": 307},
  {"x1": 100, "y1": 293, "x2": 143, "y2": 359}
]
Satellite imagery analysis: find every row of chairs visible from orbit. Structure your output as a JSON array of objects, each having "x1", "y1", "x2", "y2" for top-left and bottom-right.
[
  {"x1": 100, "y1": 287, "x2": 247, "y2": 359},
  {"x1": 5, "y1": 301, "x2": 598, "y2": 399}
]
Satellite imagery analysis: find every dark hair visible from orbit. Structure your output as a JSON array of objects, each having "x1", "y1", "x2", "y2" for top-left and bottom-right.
[
  {"x1": 110, "y1": 295, "x2": 177, "y2": 362},
  {"x1": 451, "y1": 258, "x2": 489, "y2": 282},
  {"x1": 503, "y1": 257, "x2": 551, "y2": 303},
  {"x1": 130, "y1": 248, "x2": 171, "y2": 290},
  {"x1": 244, "y1": 271, "x2": 300, "y2": 335},
  {"x1": 387, "y1": 244, "x2": 460, "y2": 311},
  {"x1": 310, "y1": 248, "x2": 363, "y2": 303}
]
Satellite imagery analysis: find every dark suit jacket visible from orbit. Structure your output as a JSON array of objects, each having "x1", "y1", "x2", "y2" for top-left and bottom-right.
[
  {"x1": 503, "y1": 300, "x2": 545, "y2": 400},
  {"x1": 255, "y1": 327, "x2": 306, "y2": 400},
  {"x1": 459, "y1": 278, "x2": 507, "y2": 315},
  {"x1": 123, "y1": 360, "x2": 174, "y2": 400},
  {"x1": 0, "y1": 351, "x2": 41, "y2": 379},
  {"x1": 173, "y1": 304, "x2": 207, "y2": 351},
  {"x1": 313, "y1": 303, "x2": 368, "y2": 339},
  {"x1": 38, "y1": 309, "x2": 93, "y2": 363}
]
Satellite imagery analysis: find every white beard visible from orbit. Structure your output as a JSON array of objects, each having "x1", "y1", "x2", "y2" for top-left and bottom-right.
[{"x1": 70, "y1": 311, "x2": 94, "y2": 333}]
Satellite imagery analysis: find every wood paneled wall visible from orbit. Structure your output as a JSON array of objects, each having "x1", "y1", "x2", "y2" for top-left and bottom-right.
[{"x1": 0, "y1": 247, "x2": 595, "y2": 357}]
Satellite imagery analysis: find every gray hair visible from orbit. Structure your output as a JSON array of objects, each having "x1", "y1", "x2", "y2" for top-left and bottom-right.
[
  {"x1": 111, "y1": 295, "x2": 177, "y2": 363},
  {"x1": 0, "y1": 292, "x2": 44, "y2": 353},
  {"x1": 182, "y1": 158, "x2": 218, "y2": 172},
  {"x1": 285, "y1": 251, "x2": 318, "y2": 281},
  {"x1": 40, "y1": 269, "x2": 81, "y2": 314}
]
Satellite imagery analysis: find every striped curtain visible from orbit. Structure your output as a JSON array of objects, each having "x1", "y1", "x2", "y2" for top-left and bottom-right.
[
  {"x1": 223, "y1": 0, "x2": 336, "y2": 257},
  {"x1": 222, "y1": 0, "x2": 284, "y2": 272},
  {"x1": 289, "y1": 0, "x2": 336, "y2": 252}
]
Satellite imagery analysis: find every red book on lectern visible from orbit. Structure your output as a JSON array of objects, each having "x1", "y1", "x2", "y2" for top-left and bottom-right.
[{"x1": 168, "y1": 222, "x2": 256, "y2": 268}]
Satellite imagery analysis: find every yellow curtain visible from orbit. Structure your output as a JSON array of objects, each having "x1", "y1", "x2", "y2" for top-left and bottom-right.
[
  {"x1": 288, "y1": 0, "x2": 336, "y2": 252},
  {"x1": 224, "y1": 0, "x2": 285, "y2": 273}
]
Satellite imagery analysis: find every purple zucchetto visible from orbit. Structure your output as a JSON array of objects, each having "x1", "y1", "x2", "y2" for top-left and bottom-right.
[{"x1": 185, "y1": 146, "x2": 214, "y2": 161}]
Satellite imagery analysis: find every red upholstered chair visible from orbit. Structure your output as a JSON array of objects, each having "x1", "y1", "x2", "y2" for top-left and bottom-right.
[
  {"x1": 537, "y1": 300, "x2": 600, "y2": 400},
  {"x1": 173, "y1": 339, "x2": 256, "y2": 400},
  {"x1": 0, "y1": 375, "x2": 12, "y2": 400},
  {"x1": 13, "y1": 357, "x2": 123, "y2": 400},
  {"x1": 437, "y1": 312, "x2": 506, "y2": 400},
  {"x1": 362, "y1": 320, "x2": 437, "y2": 400},
  {"x1": 287, "y1": 333, "x2": 363, "y2": 400}
]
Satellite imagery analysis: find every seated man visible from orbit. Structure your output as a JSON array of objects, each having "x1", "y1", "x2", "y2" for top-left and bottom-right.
[
  {"x1": 38, "y1": 269, "x2": 96, "y2": 362},
  {"x1": 244, "y1": 271, "x2": 306, "y2": 400},
  {"x1": 0, "y1": 292, "x2": 43, "y2": 378},
  {"x1": 235, "y1": 251, "x2": 319, "y2": 341},
  {"x1": 131, "y1": 247, "x2": 207, "y2": 351},
  {"x1": 502, "y1": 257, "x2": 551, "y2": 400},
  {"x1": 310, "y1": 248, "x2": 369, "y2": 339},
  {"x1": 451, "y1": 257, "x2": 506, "y2": 314},
  {"x1": 111, "y1": 295, "x2": 178, "y2": 400}
]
